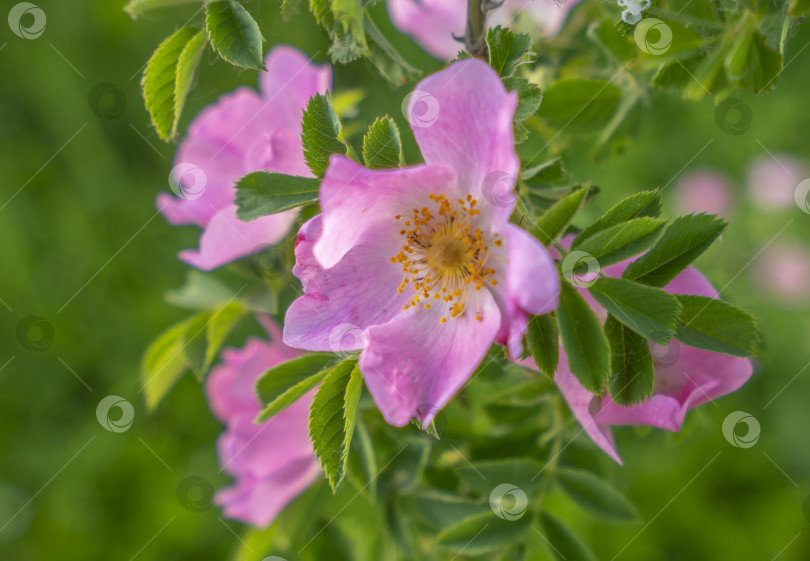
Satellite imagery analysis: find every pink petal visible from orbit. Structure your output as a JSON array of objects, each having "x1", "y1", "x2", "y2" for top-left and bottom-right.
[
  {"x1": 387, "y1": 0, "x2": 466, "y2": 60},
  {"x1": 179, "y1": 205, "x2": 298, "y2": 271},
  {"x1": 495, "y1": 0, "x2": 578, "y2": 36},
  {"x1": 408, "y1": 59, "x2": 519, "y2": 222},
  {"x1": 313, "y1": 156, "x2": 457, "y2": 269},
  {"x1": 504, "y1": 224, "x2": 560, "y2": 316},
  {"x1": 360, "y1": 288, "x2": 501, "y2": 427},
  {"x1": 283, "y1": 215, "x2": 409, "y2": 351}
]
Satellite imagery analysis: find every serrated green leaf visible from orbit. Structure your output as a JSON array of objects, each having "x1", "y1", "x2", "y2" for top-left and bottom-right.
[
  {"x1": 537, "y1": 78, "x2": 621, "y2": 134},
  {"x1": 532, "y1": 185, "x2": 589, "y2": 245},
  {"x1": 301, "y1": 93, "x2": 355, "y2": 178},
  {"x1": 173, "y1": 29, "x2": 207, "y2": 139},
  {"x1": 573, "y1": 217, "x2": 666, "y2": 267},
  {"x1": 526, "y1": 314, "x2": 559, "y2": 377},
  {"x1": 327, "y1": 0, "x2": 366, "y2": 63},
  {"x1": 256, "y1": 366, "x2": 330, "y2": 422},
  {"x1": 309, "y1": 360, "x2": 363, "y2": 491},
  {"x1": 141, "y1": 316, "x2": 195, "y2": 410},
  {"x1": 362, "y1": 116, "x2": 403, "y2": 169},
  {"x1": 573, "y1": 190, "x2": 662, "y2": 245},
  {"x1": 280, "y1": 0, "x2": 302, "y2": 20},
  {"x1": 436, "y1": 512, "x2": 532, "y2": 554},
  {"x1": 502, "y1": 76, "x2": 542, "y2": 143},
  {"x1": 141, "y1": 26, "x2": 202, "y2": 141},
  {"x1": 205, "y1": 0, "x2": 265, "y2": 70},
  {"x1": 255, "y1": 353, "x2": 336, "y2": 405},
  {"x1": 674, "y1": 295, "x2": 761, "y2": 357},
  {"x1": 521, "y1": 156, "x2": 565, "y2": 183},
  {"x1": 486, "y1": 25, "x2": 532, "y2": 77},
  {"x1": 557, "y1": 467, "x2": 638, "y2": 521},
  {"x1": 234, "y1": 172, "x2": 321, "y2": 220},
  {"x1": 587, "y1": 276, "x2": 681, "y2": 344},
  {"x1": 557, "y1": 282, "x2": 611, "y2": 393},
  {"x1": 124, "y1": 0, "x2": 200, "y2": 19},
  {"x1": 622, "y1": 214, "x2": 726, "y2": 287},
  {"x1": 538, "y1": 512, "x2": 599, "y2": 561},
  {"x1": 604, "y1": 316, "x2": 655, "y2": 405}
]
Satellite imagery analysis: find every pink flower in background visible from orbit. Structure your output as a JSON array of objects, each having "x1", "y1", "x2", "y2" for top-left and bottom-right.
[
  {"x1": 523, "y1": 260, "x2": 753, "y2": 464},
  {"x1": 284, "y1": 59, "x2": 559, "y2": 427},
  {"x1": 753, "y1": 243, "x2": 810, "y2": 304},
  {"x1": 746, "y1": 153, "x2": 807, "y2": 209},
  {"x1": 674, "y1": 169, "x2": 734, "y2": 217},
  {"x1": 157, "y1": 46, "x2": 331, "y2": 270},
  {"x1": 387, "y1": 0, "x2": 578, "y2": 59},
  {"x1": 206, "y1": 317, "x2": 320, "y2": 527}
]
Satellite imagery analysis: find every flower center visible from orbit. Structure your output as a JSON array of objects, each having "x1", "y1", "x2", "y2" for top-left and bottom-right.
[{"x1": 390, "y1": 193, "x2": 501, "y2": 323}]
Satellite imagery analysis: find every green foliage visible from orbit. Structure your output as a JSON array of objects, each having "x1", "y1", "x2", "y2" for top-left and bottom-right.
[
  {"x1": 124, "y1": 0, "x2": 200, "y2": 19},
  {"x1": 539, "y1": 512, "x2": 599, "y2": 561},
  {"x1": 205, "y1": 0, "x2": 266, "y2": 70},
  {"x1": 604, "y1": 315, "x2": 655, "y2": 405},
  {"x1": 309, "y1": 360, "x2": 363, "y2": 491},
  {"x1": 141, "y1": 26, "x2": 206, "y2": 141},
  {"x1": 436, "y1": 512, "x2": 532, "y2": 554},
  {"x1": 557, "y1": 282, "x2": 611, "y2": 393},
  {"x1": 455, "y1": 458, "x2": 545, "y2": 497},
  {"x1": 532, "y1": 185, "x2": 590, "y2": 245},
  {"x1": 254, "y1": 353, "x2": 336, "y2": 420},
  {"x1": 574, "y1": 190, "x2": 662, "y2": 244},
  {"x1": 675, "y1": 295, "x2": 762, "y2": 357},
  {"x1": 235, "y1": 172, "x2": 321, "y2": 220},
  {"x1": 538, "y1": 78, "x2": 622, "y2": 134},
  {"x1": 557, "y1": 467, "x2": 638, "y2": 521},
  {"x1": 182, "y1": 301, "x2": 247, "y2": 378},
  {"x1": 301, "y1": 93, "x2": 357, "y2": 178},
  {"x1": 503, "y1": 76, "x2": 543, "y2": 143},
  {"x1": 573, "y1": 217, "x2": 666, "y2": 267},
  {"x1": 486, "y1": 26, "x2": 532, "y2": 77},
  {"x1": 362, "y1": 116, "x2": 404, "y2": 169},
  {"x1": 526, "y1": 313, "x2": 559, "y2": 377},
  {"x1": 521, "y1": 157, "x2": 565, "y2": 183}
]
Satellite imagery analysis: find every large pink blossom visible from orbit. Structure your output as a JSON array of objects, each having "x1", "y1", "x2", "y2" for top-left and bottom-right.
[
  {"x1": 206, "y1": 317, "x2": 320, "y2": 526},
  {"x1": 387, "y1": 0, "x2": 578, "y2": 60},
  {"x1": 524, "y1": 259, "x2": 753, "y2": 464},
  {"x1": 157, "y1": 46, "x2": 331, "y2": 270},
  {"x1": 284, "y1": 59, "x2": 559, "y2": 427}
]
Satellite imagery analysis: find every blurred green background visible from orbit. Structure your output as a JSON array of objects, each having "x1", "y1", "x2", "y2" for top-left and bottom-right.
[{"x1": 1, "y1": 0, "x2": 809, "y2": 559}]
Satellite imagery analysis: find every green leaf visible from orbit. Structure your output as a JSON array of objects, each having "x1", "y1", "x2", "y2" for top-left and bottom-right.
[
  {"x1": 674, "y1": 295, "x2": 761, "y2": 357},
  {"x1": 738, "y1": 32, "x2": 782, "y2": 94},
  {"x1": 531, "y1": 186, "x2": 590, "y2": 245},
  {"x1": 573, "y1": 190, "x2": 662, "y2": 245},
  {"x1": 622, "y1": 214, "x2": 726, "y2": 287},
  {"x1": 165, "y1": 270, "x2": 234, "y2": 310},
  {"x1": 255, "y1": 353, "x2": 336, "y2": 405},
  {"x1": 362, "y1": 116, "x2": 404, "y2": 169},
  {"x1": 557, "y1": 468, "x2": 638, "y2": 521},
  {"x1": 173, "y1": 30, "x2": 207, "y2": 139},
  {"x1": 301, "y1": 93, "x2": 355, "y2": 178},
  {"x1": 526, "y1": 314, "x2": 559, "y2": 377},
  {"x1": 363, "y1": 13, "x2": 421, "y2": 85},
  {"x1": 572, "y1": 217, "x2": 666, "y2": 267},
  {"x1": 587, "y1": 20, "x2": 635, "y2": 63},
  {"x1": 205, "y1": 0, "x2": 265, "y2": 70},
  {"x1": 280, "y1": 0, "x2": 302, "y2": 20},
  {"x1": 537, "y1": 78, "x2": 622, "y2": 134},
  {"x1": 414, "y1": 489, "x2": 490, "y2": 529},
  {"x1": 538, "y1": 512, "x2": 599, "y2": 561},
  {"x1": 604, "y1": 316, "x2": 655, "y2": 405},
  {"x1": 486, "y1": 25, "x2": 532, "y2": 77},
  {"x1": 557, "y1": 282, "x2": 611, "y2": 393},
  {"x1": 502, "y1": 77, "x2": 542, "y2": 143},
  {"x1": 256, "y1": 367, "x2": 330, "y2": 422},
  {"x1": 234, "y1": 172, "x2": 321, "y2": 221},
  {"x1": 326, "y1": 0, "x2": 366, "y2": 62},
  {"x1": 587, "y1": 277, "x2": 682, "y2": 344},
  {"x1": 436, "y1": 512, "x2": 532, "y2": 555},
  {"x1": 790, "y1": 0, "x2": 810, "y2": 16},
  {"x1": 183, "y1": 301, "x2": 247, "y2": 378},
  {"x1": 456, "y1": 459, "x2": 545, "y2": 498},
  {"x1": 309, "y1": 360, "x2": 363, "y2": 491},
  {"x1": 521, "y1": 156, "x2": 565, "y2": 183},
  {"x1": 124, "y1": 0, "x2": 200, "y2": 19},
  {"x1": 141, "y1": 26, "x2": 204, "y2": 141},
  {"x1": 140, "y1": 317, "x2": 193, "y2": 410}
]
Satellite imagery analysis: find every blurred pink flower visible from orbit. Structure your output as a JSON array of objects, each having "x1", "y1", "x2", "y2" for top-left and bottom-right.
[
  {"x1": 674, "y1": 169, "x2": 734, "y2": 217},
  {"x1": 284, "y1": 59, "x2": 559, "y2": 427},
  {"x1": 206, "y1": 317, "x2": 320, "y2": 527},
  {"x1": 523, "y1": 260, "x2": 752, "y2": 464},
  {"x1": 387, "y1": 0, "x2": 577, "y2": 59},
  {"x1": 746, "y1": 153, "x2": 807, "y2": 209},
  {"x1": 753, "y1": 243, "x2": 810, "y2": 304},
  {"x1": 157, "y1": 46, "x2": 331, "y2": 270}
]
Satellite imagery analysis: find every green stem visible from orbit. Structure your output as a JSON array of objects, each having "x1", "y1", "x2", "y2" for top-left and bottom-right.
[{"x1": 465, "y1": 0, "x2": 487, "y2": 58}]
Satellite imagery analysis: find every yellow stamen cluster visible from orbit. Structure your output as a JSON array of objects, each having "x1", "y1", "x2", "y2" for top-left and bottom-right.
[{"x1": 390, "y1": 193, "x2": 499, "y2": 323}]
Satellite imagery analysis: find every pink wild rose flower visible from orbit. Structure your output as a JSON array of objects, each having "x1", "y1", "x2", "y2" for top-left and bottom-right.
[
  {"x1": 523, "y1": 258, "x2": 753, "y2": 464},
  {"x1": 157, "y1": 46, "x2": 331, "y2": 270},
  {"x1": 283, "y1": 59, "x2": 560, "y2": 427},
  {"x1": 388, "y1": 0, "x2": 578, "y2": 60},
  {"x1": 206, "y1": 317, "x2": 320, "y2": 526}
]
